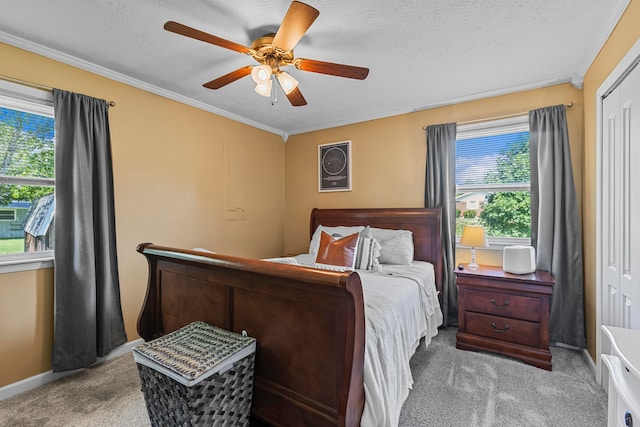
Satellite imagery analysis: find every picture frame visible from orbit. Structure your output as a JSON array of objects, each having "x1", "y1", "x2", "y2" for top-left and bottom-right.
[{"x1": 318, "y1": 140, "x2": 351, "y2": 192}]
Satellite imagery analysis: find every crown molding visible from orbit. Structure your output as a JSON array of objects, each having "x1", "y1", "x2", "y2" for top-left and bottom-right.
[
  {"x1": 0, "y1": 31, "x2": 286, "y2": 138},
  {"x1": 286, "y1": 74, "x2": 574, "y2": 136},
  {"x1": 574, "y1": 0, "x2": 631, "y2": 78}
]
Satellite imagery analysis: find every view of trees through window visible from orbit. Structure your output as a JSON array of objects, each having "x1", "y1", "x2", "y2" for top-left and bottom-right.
[
  {"x1": 0, "y1": 105, "x2": 55, "y2": 255},
  {"x1": 456, "y1": 124, "x2": 531, "y2": 240}
]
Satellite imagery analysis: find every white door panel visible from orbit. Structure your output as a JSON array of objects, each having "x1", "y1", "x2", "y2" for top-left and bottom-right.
[
  {"x1": 602, "y1": 61, "x2": 640, "y2": 330},
  {"x1": 602, "y1": 88, "x2": 620, "y2": 327},
  {"x1": 605, "y1": 282, "x2": 618, "y2": 325}
]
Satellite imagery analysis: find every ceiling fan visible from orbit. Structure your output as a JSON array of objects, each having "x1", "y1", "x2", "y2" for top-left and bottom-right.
[{"x1": 164, "y1": 1, "x2": 369, "y2": 106}]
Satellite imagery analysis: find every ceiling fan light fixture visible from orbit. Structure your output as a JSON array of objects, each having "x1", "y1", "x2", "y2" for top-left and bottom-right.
[
  {"x1": 277, "y1": 71, "x2": 299, "y2": 94},
  {"x1": 166, "y1": 1, "x2": 368, "y2": 107},
  {"x1": 251, "y1": 64, "x2": 273, "y2": 84},
  {"x1": 255, "y1": 79, "x2": 272, "y2": 97}
]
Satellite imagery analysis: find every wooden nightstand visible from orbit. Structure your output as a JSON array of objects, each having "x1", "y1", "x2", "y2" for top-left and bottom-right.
[{"x1": 455, "y1": 265, "x2": 554, "y2": 370}]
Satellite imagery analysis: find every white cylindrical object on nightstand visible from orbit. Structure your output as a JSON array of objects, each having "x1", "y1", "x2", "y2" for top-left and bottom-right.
[{"x1": 502, "y1": 245, "x2": 536, "y2": 274}]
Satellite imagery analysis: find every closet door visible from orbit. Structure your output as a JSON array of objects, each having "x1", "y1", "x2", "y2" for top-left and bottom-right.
[
  {"x1": 602, "y1": 63, "x2": 640, "y2": 329},
  {"x1": 618, "y1": 66, "x2": 640, "y2": 329},
  {"x1": 602, "y1": 88, "x2": 620, "y2": 327}
]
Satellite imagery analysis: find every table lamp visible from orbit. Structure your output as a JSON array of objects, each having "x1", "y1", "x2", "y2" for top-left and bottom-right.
[{"x1": 459, "y1": 225, "x2": 488, "y2": 270}]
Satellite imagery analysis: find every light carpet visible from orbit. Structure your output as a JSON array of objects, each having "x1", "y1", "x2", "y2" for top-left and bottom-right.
[
  {"x1": 0, "y1": 327, "x2": 607, "y2": 426},
  {"x1": 398, "y1": 327, "x2": 608, "y2": 426}
]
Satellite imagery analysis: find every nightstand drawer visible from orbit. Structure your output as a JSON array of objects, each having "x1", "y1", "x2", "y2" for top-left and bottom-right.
[
  {"x1": 465, "y1": 312, "x2": 541, "y2": 347},
  {"x1": 465, "y1": 289, "x2": 541, "y2": 322}
]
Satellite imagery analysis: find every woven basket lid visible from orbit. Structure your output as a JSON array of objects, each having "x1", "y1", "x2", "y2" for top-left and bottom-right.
[{"x1": 133, "y1": 321, "x2": 256, "y2": 384}]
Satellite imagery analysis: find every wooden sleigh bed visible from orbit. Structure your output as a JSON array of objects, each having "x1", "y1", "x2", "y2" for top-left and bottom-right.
[{"x1": 136, "y1": 207, "x2": 443, "y2": 427}]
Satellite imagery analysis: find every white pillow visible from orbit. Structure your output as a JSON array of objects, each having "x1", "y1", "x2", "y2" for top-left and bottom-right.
[
  {"x1": 371, "y1": 227, "x2": 414, "y2": 265},
  {"x1": 308, "y1": 225, "x2": 365, "y2": 259}
]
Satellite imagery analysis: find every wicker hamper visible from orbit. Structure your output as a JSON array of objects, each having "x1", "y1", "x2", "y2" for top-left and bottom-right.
[{"x1": 133, "y1": 321, "x2": 256, "y2": 427}]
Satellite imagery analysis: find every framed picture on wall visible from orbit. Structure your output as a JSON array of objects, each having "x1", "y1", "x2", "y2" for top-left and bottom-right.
[{"x1": 318, "y1": 140, "x2": 351, "y2": 192}]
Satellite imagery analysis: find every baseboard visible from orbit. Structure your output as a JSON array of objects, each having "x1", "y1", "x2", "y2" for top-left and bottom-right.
[
  {"x1": 0, "y1": 338, "x2": 143, "y2": 401},
  {"x1": 581, "y1": 348, "x2": 597, "y2": 376},
  {"x1": 581, "y1": 347, "x2": 608, "y2": 394},
  {"x1": 552, "y1": 341, "x2": 602, "y2": 390}
]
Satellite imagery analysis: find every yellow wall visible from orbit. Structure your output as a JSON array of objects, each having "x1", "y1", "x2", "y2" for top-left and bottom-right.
[
  {"x1": 582, "y1": 1, "x2": 640, "y2": 359},
  {"x1": 0, "y1": 269, "x2": 54, "y2": 385},
  {"x1": 0, "y1": 42, "x2": 285, "y2": 387}
]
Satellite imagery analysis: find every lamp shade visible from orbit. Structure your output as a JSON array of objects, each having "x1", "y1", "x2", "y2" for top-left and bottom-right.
[
  {"x1": 276, "y1": 71, "x2": 298, "y2": 94},
  {"x1": 459, "y1": 225, "x2": 488, "y2": 248},
  {"x1": 251, "y1": 64, "x2": 272, "y2": 84},
  {"x1": 254, "y1": 79, "x2": 272, "y2": 97}
]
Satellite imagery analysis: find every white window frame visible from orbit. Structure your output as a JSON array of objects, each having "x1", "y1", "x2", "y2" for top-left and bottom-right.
[
  {"x1": 456, "y1": 115, "x2": 531, "y2": 249},
  {"x1": 0, "y1": 80, "x2": 54, "y2": 273}
]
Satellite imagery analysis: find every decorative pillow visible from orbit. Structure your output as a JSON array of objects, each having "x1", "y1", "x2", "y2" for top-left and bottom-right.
[
  {"x1": 309, "y1": 225, "x2": 365, "y2": 259},
  {"x1": 354, "y1": 236, "x2": 382, "y2": 271},
  {"x1": 371, "y1": 228, "x2": 414, "y2": 265},
  {"x1": 359, "y1": 225, "x2": 374, "y2": 239},
  {"x1": 319, "y1": 225, "x2": 379, "y2": 270},
  {"x1": 315, "y1": 231, "x2": 359, "y2": 268}
]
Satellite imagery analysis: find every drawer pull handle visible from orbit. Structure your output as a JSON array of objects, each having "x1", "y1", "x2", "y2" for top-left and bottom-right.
[
  {"x1": 490, "y1": 299, "x2": 510, "y2": 309},
  {"x1": 490, "y1": 322, "x2": 510, "y2": 333}
]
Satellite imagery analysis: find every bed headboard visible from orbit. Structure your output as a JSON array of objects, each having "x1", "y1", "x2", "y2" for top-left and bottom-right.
[{"x1": 310, "y1": 207, "x2": 443, "y2": 294}]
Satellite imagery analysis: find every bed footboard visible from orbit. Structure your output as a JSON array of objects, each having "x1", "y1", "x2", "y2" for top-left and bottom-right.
[{"x1": 136, "y1": 243, "x2": 365, "y2": 427}]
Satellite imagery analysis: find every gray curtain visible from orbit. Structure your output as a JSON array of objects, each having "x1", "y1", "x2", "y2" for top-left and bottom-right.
[
  {"x1": 529, "y1": 105, "x2": 586, "y2": 348},
  {"x1": 425, "y1": 123, "x2": 457, "y2": 326},
  {"x1": 52, "y1": 89, "x2": 127, "y2": 372}
]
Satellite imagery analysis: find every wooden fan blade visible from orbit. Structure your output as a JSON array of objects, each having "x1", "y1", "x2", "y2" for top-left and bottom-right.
[
  {"x1": 272, "y1": 1, "x2": 319, "y2": 51},
  {"x1": 295, "y1": 58, "x2": 369, "y2": 80},
  {"x1": 203, "y1": 66, "x2": 253, "y2": 89},
  {"x1": 164, "y1": 21, "x2": 251, "y2": 54},
  {"x1": 286, "y1": 86, "x2": 307, "y2": 106}
]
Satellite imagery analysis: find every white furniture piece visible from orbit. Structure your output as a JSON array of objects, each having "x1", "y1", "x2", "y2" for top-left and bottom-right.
[{"x1": 601, "y1": 325, "x2": 640, "y2": 427}]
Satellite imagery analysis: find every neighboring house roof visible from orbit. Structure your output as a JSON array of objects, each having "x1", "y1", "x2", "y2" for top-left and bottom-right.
[
  {"x1": 23, "y1": 194, "x2": 54, "y2": 237},
  {"x1": 456, "y1": 192, "x2": 487, "y2": 203}
]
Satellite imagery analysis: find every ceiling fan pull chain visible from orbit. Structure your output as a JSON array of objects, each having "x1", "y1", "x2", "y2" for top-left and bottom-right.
[{"x1": 271, "y1": 75, "x2": 278, "y2": 106}]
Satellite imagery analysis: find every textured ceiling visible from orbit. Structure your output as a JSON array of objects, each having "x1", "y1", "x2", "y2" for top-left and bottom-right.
[{"x1": 0, "y1": 0, "x2": 626, "y2": 138}]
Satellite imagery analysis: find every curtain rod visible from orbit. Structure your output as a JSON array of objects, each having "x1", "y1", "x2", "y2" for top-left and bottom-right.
[
  {"x1": 0, "y1": 74, "x2": 116, "y2": 107},
  {"x1": 422, "y1": 102, "x2": 573, "y2": 130}
]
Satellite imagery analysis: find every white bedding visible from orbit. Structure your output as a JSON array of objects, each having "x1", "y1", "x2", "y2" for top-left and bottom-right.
[{"x1": 282, "y1": 255, "x2": 444, "y2": 427}]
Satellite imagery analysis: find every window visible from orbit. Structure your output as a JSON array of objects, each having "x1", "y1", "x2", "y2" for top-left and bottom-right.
[
  {"x1": 455, "y1": 115, "x2": 530, "y2": 245},
  {"x1": 0, "y1": 209, "x2": 16, "y2": 221},
  {"x1": 0, "y1": 80, "x2": 55, "y2": 271}
]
